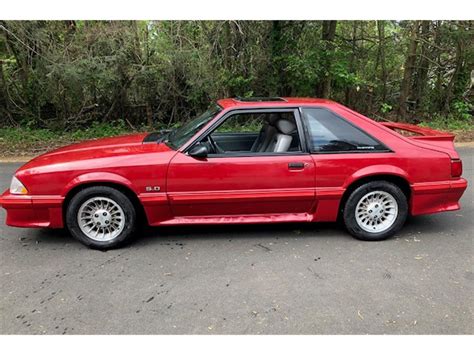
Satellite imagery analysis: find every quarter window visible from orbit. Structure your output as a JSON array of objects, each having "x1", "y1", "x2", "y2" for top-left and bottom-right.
[{"x1": 302, "y1": 108, "x2": 387, "y2": 153}]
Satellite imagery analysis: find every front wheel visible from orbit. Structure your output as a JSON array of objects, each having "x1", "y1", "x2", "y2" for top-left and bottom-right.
[
  {"x1": 343, "y1": 181, "x2": 408, "y2": 241},
  {"x1": 66, "y1": 186, "x2": 137, "y2": 249}
]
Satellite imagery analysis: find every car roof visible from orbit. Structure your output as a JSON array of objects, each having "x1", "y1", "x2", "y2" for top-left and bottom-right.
[{"x1": 216, "y1": 97, "x2": 336, "y2": 109}]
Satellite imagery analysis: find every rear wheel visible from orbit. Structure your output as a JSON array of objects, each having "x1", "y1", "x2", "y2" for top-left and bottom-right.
[
  {"x1": 343, "y1": 181, "x2": 408, "y2": 241},
  {"x1": 66, "y1": 186, "x2": 137, "y2": 249}
]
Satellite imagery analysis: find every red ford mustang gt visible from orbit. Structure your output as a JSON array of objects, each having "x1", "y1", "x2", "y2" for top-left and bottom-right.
[{"x1": 0, "y1": 97, "x2": 468, "y2": 249}]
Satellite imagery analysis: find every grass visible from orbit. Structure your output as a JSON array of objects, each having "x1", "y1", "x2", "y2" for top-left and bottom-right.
[
  {"x1": 0, "y1": 122, "x2": 140, "y2": 158},
  {"x1": 1, "y1": 122, "x2": 133, "y2": 143}
]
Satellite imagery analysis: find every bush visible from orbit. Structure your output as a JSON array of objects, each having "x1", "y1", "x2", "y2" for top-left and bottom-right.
[{"x1": 419, "y1": 113, "x2": 473, "y2": 131}]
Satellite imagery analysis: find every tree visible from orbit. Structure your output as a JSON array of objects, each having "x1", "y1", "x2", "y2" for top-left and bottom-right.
[
  {"x1": 377, "y1": 20, "x2": 388, "y2": 103},
  {"x1": 412, "y1": 21, "x2": 431, "y2": 113},
  {"x1": 399, "y1": 21, "x2": 420, "y2": 119},
  {"x1": 316, "y1": 20, "x2": 337, "y2": 98},
  {"x1": 0, "y1": 20, "x2": 471, "y2": 130}
]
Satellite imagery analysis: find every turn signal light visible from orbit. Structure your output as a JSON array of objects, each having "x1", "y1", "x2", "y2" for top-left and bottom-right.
[{"x1": 10, "y1": 176, "x2": 28, "y2": 195}]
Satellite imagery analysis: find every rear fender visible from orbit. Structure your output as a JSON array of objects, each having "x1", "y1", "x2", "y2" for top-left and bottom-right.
[
  {"x1": 343, "y1": 165, "x2": 411, "y2": 189},
  {"x1": 314, "y1": 165, "x2": 411, "y2": 222}
]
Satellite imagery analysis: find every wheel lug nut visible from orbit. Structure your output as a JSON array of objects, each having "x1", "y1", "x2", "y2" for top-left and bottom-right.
[
  {"x1": 103, "y1": 212, "x2": 107, "y2": 216},
  {"x1": 95, "y1": 214, "x2": 99, "y2": 217},
  {"x1": 105, "y1": 220, "x2": 109, "y2": 224}
]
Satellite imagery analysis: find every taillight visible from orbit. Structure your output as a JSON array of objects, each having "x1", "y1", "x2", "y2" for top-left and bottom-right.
[{"x1": 451, "y1": 159, "x2": 463, "y2": 178}]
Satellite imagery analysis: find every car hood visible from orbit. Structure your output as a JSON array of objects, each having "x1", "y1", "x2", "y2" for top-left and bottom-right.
[
  {"x1": 46, "y1": 133, "x2": 150, "y2": 155},
  {"x1": 18, "y1": 133, "x2": 174, "y2": 172}
]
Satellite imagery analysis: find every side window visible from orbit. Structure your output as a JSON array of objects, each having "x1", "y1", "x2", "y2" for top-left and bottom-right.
[
  {"x1": 203, "y1": 111, "x2": 302, "y2": 155},
  {"x1": 302, "y1": 108, "x2": 387, "y2": 153},
  {"x1": 213, "y1": 113, "x2": 266, "y2": 134}
]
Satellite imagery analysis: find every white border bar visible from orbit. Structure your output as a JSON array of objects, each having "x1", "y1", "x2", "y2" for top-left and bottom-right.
[{"x1": 2, "y1": 0, "x2": 472, "y2": 20}]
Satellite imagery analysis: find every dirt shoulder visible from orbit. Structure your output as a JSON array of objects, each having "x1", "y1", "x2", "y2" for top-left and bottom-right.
[{"x1": 454, "y1": 129, "x2": 474, "y2": 143}]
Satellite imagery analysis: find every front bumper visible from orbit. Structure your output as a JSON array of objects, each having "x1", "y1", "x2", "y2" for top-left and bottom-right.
[
  {"x1": 410, "y1": 178, "x2": 468, "y2": 216},
  {"x1": 0, "y1": 189, "x2": 64, "y2": 228}
]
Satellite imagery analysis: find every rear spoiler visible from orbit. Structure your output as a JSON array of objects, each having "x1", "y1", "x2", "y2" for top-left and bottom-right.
[
  {"x1": 381, "y1": 121, "x2": 459, "y2": 150},
  {"x1": 380, "y1": 122, "x2": 455, "y2": 142}
]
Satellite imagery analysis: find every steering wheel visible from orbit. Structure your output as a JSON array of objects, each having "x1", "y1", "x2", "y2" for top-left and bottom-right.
[{"x1": 207, "y1": 135, "x2": 224, "y2": 154}]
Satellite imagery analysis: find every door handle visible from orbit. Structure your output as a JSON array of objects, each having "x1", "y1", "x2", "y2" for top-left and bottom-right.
[{"x1": 288, "y1": 162, "x2": 305, "y2": 170}]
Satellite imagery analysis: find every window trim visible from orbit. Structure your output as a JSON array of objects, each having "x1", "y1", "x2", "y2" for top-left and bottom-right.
[
  {"x1": 166, "y1": 105, "x2": 222, "y2": 150},
  {"x1": 299, "y1": 106, "x2": 392, "y2": 154},
  {"x1": 184, "y1": 107, "x2": 310, "y2": 158}
]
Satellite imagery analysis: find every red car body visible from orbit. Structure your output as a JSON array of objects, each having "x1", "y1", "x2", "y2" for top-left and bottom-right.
[{"x1": 0, "y1": 98, "x2": 468, "y2": 231}]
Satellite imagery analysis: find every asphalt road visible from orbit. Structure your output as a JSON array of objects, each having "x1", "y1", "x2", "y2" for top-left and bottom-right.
[{"x1": 0, "y1": 149, "x2": 472, "y2": 335}]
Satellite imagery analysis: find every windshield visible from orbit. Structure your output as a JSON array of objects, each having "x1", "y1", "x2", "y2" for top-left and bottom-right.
[{"x1": 166, "y1": 106, "x2": 221, "y2": 149}]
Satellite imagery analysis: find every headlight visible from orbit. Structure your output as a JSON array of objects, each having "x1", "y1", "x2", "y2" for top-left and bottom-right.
[{"x1": 10, "y1": 176, "x2": 28, "y2": 195}]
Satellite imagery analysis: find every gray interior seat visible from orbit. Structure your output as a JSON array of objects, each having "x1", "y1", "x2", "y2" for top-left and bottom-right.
[
  {"x1": 251, "y1": 113, "x2": 280, "y2": 152},
  {"x1": 268, "y1": 119, "x2": 297, "y2": 153}
]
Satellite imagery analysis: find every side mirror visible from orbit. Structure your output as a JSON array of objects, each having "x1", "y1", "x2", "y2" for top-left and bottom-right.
[{"x1": 188, "y1": 144, "x2": 208, "y2": 158}]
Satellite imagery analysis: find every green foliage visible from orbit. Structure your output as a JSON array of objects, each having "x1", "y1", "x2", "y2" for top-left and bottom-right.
[
  {"x1": 420, "y1": 113, "x2": 473, "y2": 131},
  {"x1": 68, "y1": 121, "x2": 130, "y2": 140},
  {"x1": 381, "y1": 103, "x2": 393, "y2": 114},
  {"x1": 0, "y1": 20, "x2": 472, "y2": 136},
  {"x1": 0, "y1": 123, "x2": 131, "y2": 144},
  {"x1": 452, "y1": 101, "x2": 473, "y2": 121},
  {"x1": 0, "y1": 127, "x2": 58, "y2": 144}
]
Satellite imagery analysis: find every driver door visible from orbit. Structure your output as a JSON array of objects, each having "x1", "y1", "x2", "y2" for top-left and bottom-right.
[{"x1": 166, "y1": 109, "x2": 316, "y2": 218}]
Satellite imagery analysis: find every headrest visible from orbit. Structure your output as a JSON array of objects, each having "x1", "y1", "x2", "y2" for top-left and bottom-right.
[
  {"x1": 266, "y1": 113, "x2": 281, "y2": 125},
  {"x1": 275, "y1": 119, "x2": 296, "y2": 135}
]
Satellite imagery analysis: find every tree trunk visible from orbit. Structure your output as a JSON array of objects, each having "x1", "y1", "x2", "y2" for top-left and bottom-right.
[
  {"x1": 146, "y1": 103, "x2": 153, "y2": 128},
  {"x1": 398, "y1": 21, "x2": 420, "y2": 120},
  {"x1": 377, "y1": 21, "x2": 388, "y2": 103},
  {"x1": 271, "y1": 21, "x2": 286, "y2": 96},
  {"x1": 0, "y1": 59, "x2": 15, "y2": 125},
  {"x1": 433, "y1": 21, "x2": 444, "y2": 112},
  {"x1": 317, "y1": 20, "x2": 337, "y2": 98},
  {"x1": 345, "y1": 21, "x2": 357, "y2": 105},
  {"x1": 444, "y1": 33, "x2": 465, "y2": 112},
  {"x1": 1, "y1": 21, "x2": 29, "y2": 94},
  {"x1": 412, "y1": 21, "x2": 431, "y2": 113}
]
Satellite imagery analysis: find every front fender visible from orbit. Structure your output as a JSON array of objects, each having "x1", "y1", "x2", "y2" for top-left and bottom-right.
[{"x1": 61, "y1": 172, "x2": 136, "y2": 197}]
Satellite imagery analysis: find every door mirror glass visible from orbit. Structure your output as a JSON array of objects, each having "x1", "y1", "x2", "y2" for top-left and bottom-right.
[{"x1": 188, "y1": 144, "x2": 208, "y2": 158}]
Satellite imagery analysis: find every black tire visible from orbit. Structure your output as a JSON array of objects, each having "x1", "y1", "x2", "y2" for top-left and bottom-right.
[
  {"x1": 66, "y1": 186, "x2": 137, "y2": 250},
  {"x1": 342, "y1": 181, "x2": 408, "y2": 241}
]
